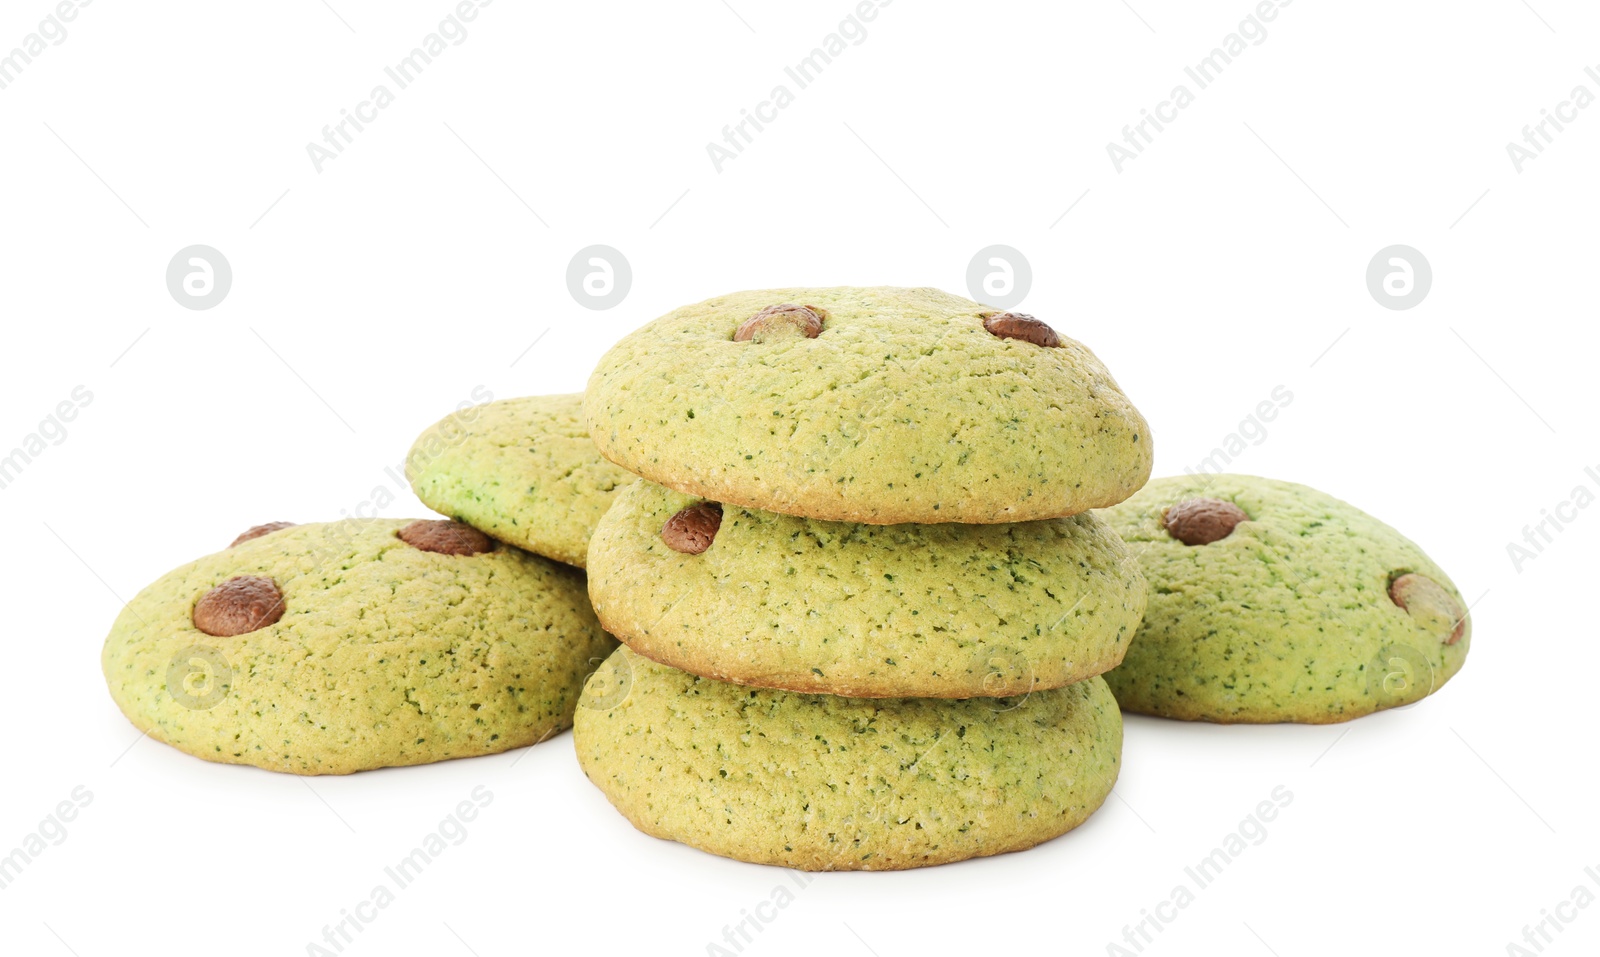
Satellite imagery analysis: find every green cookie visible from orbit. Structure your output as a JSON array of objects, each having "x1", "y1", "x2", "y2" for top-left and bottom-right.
[
  {"x1": 575, "y1": 647, "x2": 1122, "y2": 871},
  {"x1": 587, "y1": 480, "x2": 1147, "y2": 697},
  {"x1": 585, "y1": 287, "x2": 1152, "y2": 524},
  {"x1": 407, "y1": 394, "x2": 635, "y2": 568},
  {"x1": 102, "y1": 519, "x2": 617, "y2": 775},
  {"x1": 1100, "y1": 474, "x2": 1471, "y2": 724}
]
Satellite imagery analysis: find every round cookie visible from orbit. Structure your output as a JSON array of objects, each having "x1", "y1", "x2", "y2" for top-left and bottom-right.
[
  {"x1": 1100, "y1": 474, "x2": 1471, "y2": 724},
  {"x1": 587, "y1": 480, "x2": 1148, "y2": 697},
  {"x1": 407, "y1": 394, "x2": 635, "y2": 567},
  {"x1": 102, "y1": 519, "x2": 617, "y2": 775},
  {"x1": 574, "y1": 647, "x2": 1122, "y2": 871},
  {"x1": 585, "y1": 287, "x2": 1152, "y2": 524}
]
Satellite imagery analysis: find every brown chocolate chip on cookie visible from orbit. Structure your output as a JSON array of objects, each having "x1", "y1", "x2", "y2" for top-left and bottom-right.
[
  {"x1": 230, "y1": 522, "x2": 297, "y2": 548},
  {"x1": 1389, "y1": 573, "x2": 1467, "y2": 645},
  {"x1": 193, "y1": 576, "x2": 285, "y2": 637},
  {"x1": 1162, "y1": 498, "x2": 1249, "y2": 546},
  {"x1": 397, "y1": 519, "x2": 495, "y2": 556},
  {"x1": 983, "y1": 312, "x2": 1061, "y2": 348},
  {"x1": 733, "y1": 304, "x2": 826, "y2": 343},
  {"x1": 661, "y1": 503, "x2": 723, "y2": 554}
]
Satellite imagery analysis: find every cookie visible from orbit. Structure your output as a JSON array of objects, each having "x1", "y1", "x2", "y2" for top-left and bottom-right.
[
  {"x1": 407, "y1": 394, "x2": 635, "y2": 567},
  {"x1": 586, "y1": 480, "x2": 1148, "y2": 697},
  {"x1": 574, "y1": 647, "x2": 1122, "y2": 871},
  {"x1": 1100, "y1": 474, "x2": 1471, "y2": 724},
  {"x1": 585, "y1": 287, "x2": 1152, "y2": 524},
  {"x1": 102, "y1": 519, "x2": 617, "y2": 775}
]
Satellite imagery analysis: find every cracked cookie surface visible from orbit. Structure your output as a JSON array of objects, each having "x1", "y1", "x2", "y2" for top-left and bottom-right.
[
  {"x1": 407, "y1": 394, "x2": 634, "y2": 568},
  {"x1": 587, "y1": 480, "x2": 1147, "y2": 697},
  {"x1": 574, "y1": 647, "x2": 1122, "y2": 871},
  {"x1": 102, "y1": 519, "x2": 616, "y2": 774},
  {"x1": 584, "y1": 287, "x2": 1153, "y2": 524},
  {"x1": 1100, "y1": 474, "x2": 1471, "y2": 723}
]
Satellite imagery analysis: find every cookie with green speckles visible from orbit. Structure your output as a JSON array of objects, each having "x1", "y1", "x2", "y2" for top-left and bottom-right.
[
  {"x1": 574, "y1": 646, "x2": 1122, "y2": 870},
  {"x1": 584, "y1": 287, "x2": 1152, "y2": 524},
  {"x1": 1100, "y1": 474, "x2": 1471, "y2": 724},
  {"x1": 102, "y1": 519, "x2": 616, "y2": 775},
  {"x1": 407, "y1": 393, "x2": 635, "y2": 568},
  {"x1": 587, "y1": 480, "x2": 1147, "y2": 697}
]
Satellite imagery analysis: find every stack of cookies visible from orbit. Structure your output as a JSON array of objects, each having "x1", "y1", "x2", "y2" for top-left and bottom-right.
[{"x1": 571, "y1": 286, "x2": 1156, "y2": 870}]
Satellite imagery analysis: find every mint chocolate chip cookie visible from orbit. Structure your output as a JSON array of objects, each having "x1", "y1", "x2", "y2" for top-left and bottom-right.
[
  {"x1": 574, "y1": 647, "x2": 1122, "y2": 870},
  {"x1": 585, "y1": 287, "x2": 1152, "y2": 524},
  {"x1": 1101, "y1": 474, "x2": 1471, "y2": 723},
  {"x1": 407, "y1": 394, "x2": 635, "y2": 567},
  {"x1": 102, "y1": 519, "x2": 616, "y2": 774},
  {"x1": 586, "y1": 479, "x2": 1148, "y2": 697}
]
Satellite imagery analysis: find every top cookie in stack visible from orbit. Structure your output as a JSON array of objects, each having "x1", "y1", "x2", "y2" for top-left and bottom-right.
[
  {"x1": 582, "y1": 287, "x2": 1154, "y2": 698},
  {"x1": 584, "y1": 286, "x2": 1152, "y2": 525}
]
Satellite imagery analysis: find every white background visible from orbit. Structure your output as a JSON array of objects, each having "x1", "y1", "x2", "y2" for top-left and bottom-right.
[{"x1": 2, "y1": 1, "x2": 1596, "y2": 954}]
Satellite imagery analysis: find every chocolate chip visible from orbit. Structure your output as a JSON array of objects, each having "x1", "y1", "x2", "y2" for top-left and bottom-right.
[
  {"x1": 193, "y1": 576, "x2": 285, "y2": 637},
  {"x1": 230, "y1": 522, "x2": 297, "y2": 548},
  {"x1": 733, "y1": 304, "x2": 826, "y2": 343},
  {"x1": 1162, "y1": 498, "x2": 1249, "y2": 546},
  {"x1": 661, "y1": 503, "x2": 723, "y2": 554},
  {"x1": 1389, "y1": 573, "x2": 1467, "y2": 645},
  {"x1": 397, "y1": 519, "x2": 495, "y2": 556},
  {"x1": 983, "y1": 312, "x2": 1061, "y2": 348}
]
